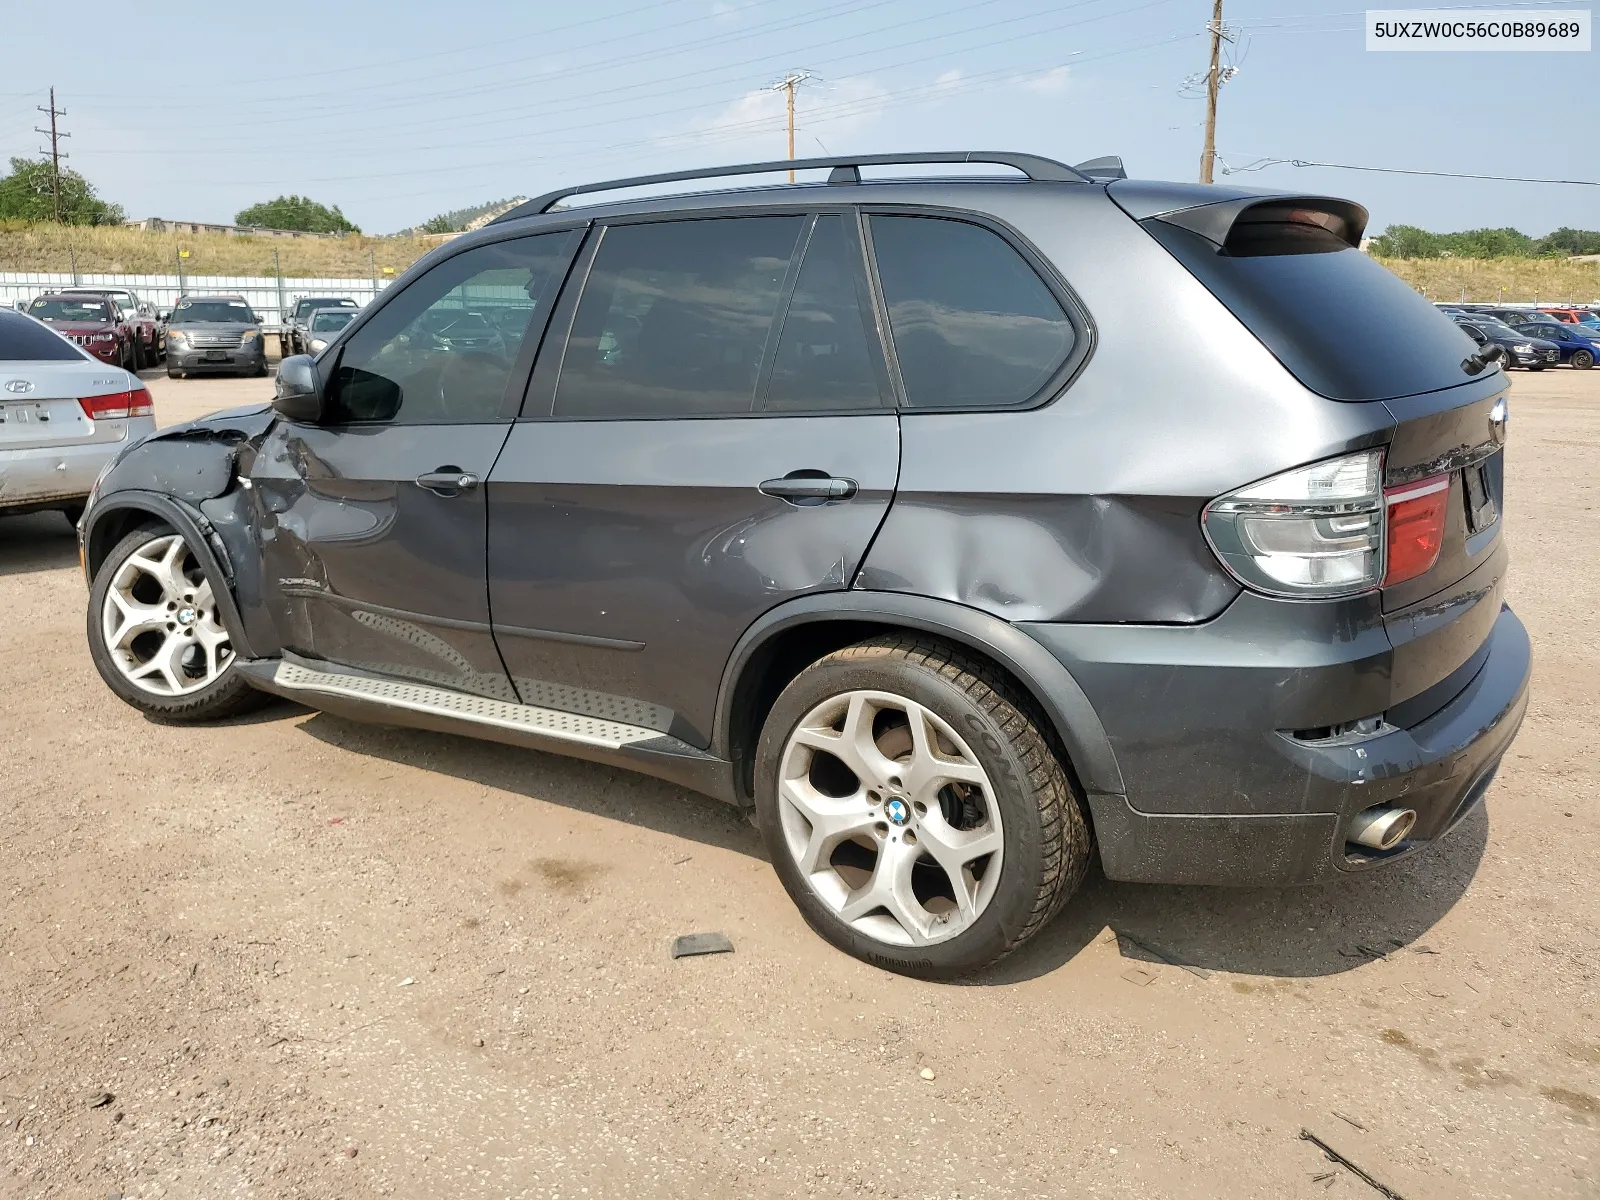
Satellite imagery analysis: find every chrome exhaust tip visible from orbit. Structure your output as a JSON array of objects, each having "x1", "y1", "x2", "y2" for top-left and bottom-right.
[{"x1": 1347, "y1": 806, "x2": 1417, "y2": 851}]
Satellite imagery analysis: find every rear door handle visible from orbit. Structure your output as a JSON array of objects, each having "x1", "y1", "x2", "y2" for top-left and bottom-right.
[
  {"x1": 758, "y1": 473, "x2": 859, "y2": 503},
  {"x1": 416, "y1": 467, "x2": 481, "y2": 495}
]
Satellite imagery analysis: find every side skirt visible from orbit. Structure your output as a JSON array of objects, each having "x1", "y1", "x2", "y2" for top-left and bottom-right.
[{"x1": 235, "y1": 655, "x2": 740, "y2": 806}]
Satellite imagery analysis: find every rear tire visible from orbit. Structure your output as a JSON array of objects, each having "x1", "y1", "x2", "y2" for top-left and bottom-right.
[
  {"x1": 755, "y1": 635, "x2": 1090, "y2": 980},
  {"x1": 1571, "y1": 349, "x2": 1594, "y2": 370},
  {"x1": 86, "y1": 524, "x2": 268, "y2": 722},
  {"x1": 1528, "y1": 364, "x2": 1546, "y2": 372},
  {"x1": 167, "y1": 365, "x2": 182, "y2": 379}
]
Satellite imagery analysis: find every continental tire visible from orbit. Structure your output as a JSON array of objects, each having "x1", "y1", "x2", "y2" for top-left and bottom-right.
[
  {"x1": 755, "y1": 634, "x2": 1089, "y2": 980},
  {"x1": 86, "y1": 524, "x2": 269, "y2": 722}
]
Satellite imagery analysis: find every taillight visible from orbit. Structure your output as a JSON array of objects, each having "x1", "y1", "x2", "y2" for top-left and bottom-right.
[
  {"x1": 79, "y1": 385, "x2": 153, "y2": 421},
  {"x1": 1382, "y1": 475, "x2": 1450, "y2": 586},
  {"x1": 1203, "y1": 450, "x2": 1385, "y2": 597}
]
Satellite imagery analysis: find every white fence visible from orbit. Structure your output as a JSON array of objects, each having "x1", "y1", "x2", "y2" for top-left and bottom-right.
[{"x1": 0, "y1": 272, "x2": 392, "y2": 332}]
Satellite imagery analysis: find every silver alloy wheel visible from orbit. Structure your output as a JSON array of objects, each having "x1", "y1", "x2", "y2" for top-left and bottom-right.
[
  {"x1": 101, "y1": 533, "x2": 232, "y2": 696},
  {"x1": 777, "y1": 689, "x2": 1004, "y2": 947}
]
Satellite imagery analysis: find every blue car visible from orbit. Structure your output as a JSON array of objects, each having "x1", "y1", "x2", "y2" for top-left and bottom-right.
[{"x1": 1510, "y1": 320, "x2": 1599, "y2": 369}]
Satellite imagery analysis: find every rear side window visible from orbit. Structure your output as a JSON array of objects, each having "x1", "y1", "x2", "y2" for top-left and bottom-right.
[
  {"x1": 553, "y1": 216, "x2": 803, "y2": 418},
  {"x1": 0, "y1": 312, "x2": 82, "y2": 361},
  {"x1": 1145, "y1": 213, "x2": 1483, "y2": 401},
  {"x1": 868, "y1": 215, "x2": 1074, "y2": 409},
  {"x1": 763, "y1": 215, "x2": 887, "y2": 413}
]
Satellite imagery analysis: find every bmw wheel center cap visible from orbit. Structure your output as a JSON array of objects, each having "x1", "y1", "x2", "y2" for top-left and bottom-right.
[{"x1": 885, "y1": 797, "x2": 910, "y2": 826}]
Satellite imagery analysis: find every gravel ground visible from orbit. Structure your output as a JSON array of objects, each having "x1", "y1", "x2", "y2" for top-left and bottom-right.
[{"x1": 0, "y1": 366, "x2": 1595, "y2": 1199}]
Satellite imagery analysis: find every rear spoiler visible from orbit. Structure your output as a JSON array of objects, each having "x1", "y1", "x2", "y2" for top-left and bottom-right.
[{"x1": 1108, "y1": 180, "x2": 1368, "y2": 250}]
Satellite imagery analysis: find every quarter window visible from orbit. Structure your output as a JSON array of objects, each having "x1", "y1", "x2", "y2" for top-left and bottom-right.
[
  {"x1": 328, "y1": 233, "x2": 573, "y2": 424},
  {"x1": 553, "y1": 217, "x2": 804, "y2": 419},
  {"x1": 868, "y1": 215, "x2": 1074, "y2": 410}
]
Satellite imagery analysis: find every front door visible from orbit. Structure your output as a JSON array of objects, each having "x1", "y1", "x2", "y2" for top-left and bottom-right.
[
  {"x1": 252, "y1": 230, "x2": 578, "y2": 699},
  {"x1": 487, "y1": 212, "x2": 900, "y2": 743}
]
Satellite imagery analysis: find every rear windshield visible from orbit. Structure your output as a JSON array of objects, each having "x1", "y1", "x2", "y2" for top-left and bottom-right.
[
  {"x1": 29, "y1": 298, "x2": 111, "y2": 323},
  {"x1": 0, "y1": 312, "x2": 83, "y2": 361},
  {"x1": 1144, "y1": 217, "x2": 1481, "y2": 401}
]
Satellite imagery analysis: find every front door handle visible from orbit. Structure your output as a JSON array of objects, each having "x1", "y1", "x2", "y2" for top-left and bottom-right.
[
  {"x1": 758, "y1": 472, "x2": 859, "y2": 504},
  {"x1": 416, "y1": 467, "x2": 481, "y2": 496}
]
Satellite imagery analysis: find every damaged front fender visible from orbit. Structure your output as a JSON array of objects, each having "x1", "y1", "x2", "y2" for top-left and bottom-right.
[{"x1": 82, "y1": 403, "x2": 279, "y2": 660}]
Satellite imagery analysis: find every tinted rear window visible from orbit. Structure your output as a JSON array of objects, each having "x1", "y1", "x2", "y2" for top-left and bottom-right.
[
  {"x1": 1145, "y1": 217, "x2": 1482, "y2": 401},
  {"x1": 0, "y1": 312, "x2": 83, "y2": 361},
  {"x1": 869, "y1": 215, "x2": 1074, "y2": 409}
]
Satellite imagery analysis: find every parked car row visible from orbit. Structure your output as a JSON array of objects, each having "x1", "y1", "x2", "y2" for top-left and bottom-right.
[{"x1": 1439, "y1": 304, "x2": 1599, "y2": 369}]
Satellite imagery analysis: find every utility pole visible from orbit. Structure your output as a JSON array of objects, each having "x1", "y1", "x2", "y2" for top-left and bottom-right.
[
  {"x1": 1199, "y1": 0, "x2": 1223, "y2": 184},
  {"x1": 34, "y1": 87, "x2": 70, "y2": 222},
  {"x1": 768, "y1": 72, "x2": 814, "y2": 182}
]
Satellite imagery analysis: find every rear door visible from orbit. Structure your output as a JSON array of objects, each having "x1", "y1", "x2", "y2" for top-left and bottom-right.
[
  {"x1": 487, "y1": 211, "x2": 899, "y2": 745},
  {"x1": 250, "y1": 230, "x2": 578, "y2": 698}
]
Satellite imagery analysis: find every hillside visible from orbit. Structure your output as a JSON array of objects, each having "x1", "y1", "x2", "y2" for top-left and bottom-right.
[
  {"x1": 1374, "y1": 255, "x2": 1600, "y2": 303},
  {"x1": 0, "y1": 221, "x2": 439, "y2": 277}
]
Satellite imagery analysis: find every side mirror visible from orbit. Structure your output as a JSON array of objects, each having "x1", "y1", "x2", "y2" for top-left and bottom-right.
[
  {"x1": 273, "y1": 355, "x2": 325, "y2": 422},
  {"x1": 1482, "y1": 344, "x2": 1507, "y2": 365}
]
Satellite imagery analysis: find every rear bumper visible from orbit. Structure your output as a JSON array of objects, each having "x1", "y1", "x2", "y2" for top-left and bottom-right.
[
  {"x1": 1022, "y1": 572, "x2": 1530, "y2": 886},
  {"x1": 1080, "y1": 608, "x2": 1527, "y2": 885},
  {"x1": 0, "y1": 435, "x2": 128, "y2": 511}
]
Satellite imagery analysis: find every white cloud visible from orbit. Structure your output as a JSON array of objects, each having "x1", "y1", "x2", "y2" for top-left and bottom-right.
[
  {"x1": 1019, "y1": 66, "x2": 1072, "y2": 97},
  {"x1": 934, "y1": 69, "x2": 964, "y2": 90},
  {"x1": 661, "y1": 76, "x2": 892, "y2": 158}
]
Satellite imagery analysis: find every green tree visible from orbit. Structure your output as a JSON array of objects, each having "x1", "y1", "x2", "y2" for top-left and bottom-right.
[
  {"x1": 0, "y1": 156, "x2": 125, "y2": 225},
  {"x1": 419, "y1": 213, "x2": 455, "y2": 234},
  {"x1": 234, "y1": 195, "x2": 359, "y2": 234},
  {"x1": 1535, "y1": 227, "x2": 1600, "y2": 257},
  {"x1": 1369, "y1": 224, "x2": 1442, "y2": 257}
]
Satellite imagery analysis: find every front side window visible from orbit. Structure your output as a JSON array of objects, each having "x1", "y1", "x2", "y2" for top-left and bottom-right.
[
  {"x1": 553, "y1": 216, "x2": 803, "y2": 419},
  {"x1": 329, "y1": 232, "x2": 574, "y2": 424},
  {"x1": 868, "y1": 215, "x2": 1074, "y2": 410}
]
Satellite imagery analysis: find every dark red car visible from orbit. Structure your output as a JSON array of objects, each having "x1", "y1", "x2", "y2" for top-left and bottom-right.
[
  {"x1": 26, "y1": 294, "x2": 136, "y2": 369},
  {"x1": 62, "y1": 287, "x2": 162, "y2": 367}
]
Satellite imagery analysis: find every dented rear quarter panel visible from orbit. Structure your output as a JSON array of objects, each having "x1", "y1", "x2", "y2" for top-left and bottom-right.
[{"x1": 855, "y1": 184, "x2": 1398, "y2": 623}]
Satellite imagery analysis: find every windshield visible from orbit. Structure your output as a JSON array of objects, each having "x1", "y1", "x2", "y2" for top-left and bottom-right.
[
  {"x1": 172, "y1": 300, "x2": 255, "y2": 324},
  {"x1": 296, "y1": 298, "x2": 352, "y2": 319},
  {"x1": 0, "y1": 312, "x2": 83, "y2": 360},
  {"x1": 30, "y1": 298, "x2": 112, "y2": 322},
  {"x1": 310, "y1": 310, "x2": 354, "y2": 332},
  {"x1": 1504, "y1": 310, "x2": 1557, "y2": 323},
  {"x1": 1461, "y1": 316, "x2": 1515, "y2": 334}
]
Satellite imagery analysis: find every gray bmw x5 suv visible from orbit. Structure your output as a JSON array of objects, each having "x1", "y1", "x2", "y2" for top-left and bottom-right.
[{"x1": 78, "y1": 152, "x2": 1529, "y2": 978}]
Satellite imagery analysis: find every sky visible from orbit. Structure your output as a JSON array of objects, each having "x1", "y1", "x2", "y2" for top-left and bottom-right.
[{"x1": 1, "y1": 0, "x2": 1595, "y2": 237}]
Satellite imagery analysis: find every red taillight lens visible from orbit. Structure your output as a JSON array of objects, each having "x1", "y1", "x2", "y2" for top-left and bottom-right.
[
  {"x1": 1383, "y1": 474, "x2": 1450, "y2": 586},
  {"x1": 79, "y1": 386, "x2": 152, "y2": 421}
]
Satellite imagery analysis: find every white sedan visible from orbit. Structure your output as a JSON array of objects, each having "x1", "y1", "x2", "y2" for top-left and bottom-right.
[{"x1": 0, "y1": 307, "x2": 156, "y2": 526}]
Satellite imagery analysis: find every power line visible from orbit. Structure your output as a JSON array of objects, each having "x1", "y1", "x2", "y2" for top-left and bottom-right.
[
  {"x1": 1218, "y1": 154, "x2": 1600, "y2": 187},
  {"x1": 33, "y1": 86, "x2": 69, "y2": 222}
]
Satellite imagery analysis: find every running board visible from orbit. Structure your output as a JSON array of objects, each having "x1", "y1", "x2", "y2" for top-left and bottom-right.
[
  {"x1": 234, "y1": 657, "x2": 739, "y2": 806},
  {"x1": 270, "y1": 660, "x2": 662, "y2": 749}
]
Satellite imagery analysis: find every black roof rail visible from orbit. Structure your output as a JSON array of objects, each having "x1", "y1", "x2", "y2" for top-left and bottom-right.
[{"x1": 489, "y1": 151, "x2": 1092, "y2": 224}]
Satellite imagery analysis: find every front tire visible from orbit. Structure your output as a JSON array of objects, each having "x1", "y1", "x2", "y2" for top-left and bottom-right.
[
  {"x1": 87, "y1": 525, "x2": 268, "y2": 722},
  {"x1": 755, "y1": 635, "x2": 1090, "y2": 979}
]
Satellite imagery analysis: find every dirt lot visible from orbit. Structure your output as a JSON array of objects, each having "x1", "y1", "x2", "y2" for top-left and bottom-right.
[{"x1": 0, "y1": 367, "x2": 1595, "y2": 1200}]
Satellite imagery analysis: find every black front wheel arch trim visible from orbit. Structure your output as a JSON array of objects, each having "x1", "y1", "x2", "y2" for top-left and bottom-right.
[
  {"x1": 83, "y1": 491, "x2": 257, "y2": 661},
  {"x1": 712, "y1": 590, "x2": 1125, "y2": 805}
]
